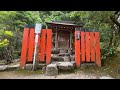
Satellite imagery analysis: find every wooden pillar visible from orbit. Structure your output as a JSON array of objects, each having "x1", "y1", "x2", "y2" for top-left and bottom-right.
[
  {"x1": 27, "y1": 27, "x2": 35, "y2": 62},
  {"x1": 40, "y1": 29, "x2": 46, "y2": 62},
  {"x1": 70, "y1": 30, "x2": 72, "y2": 49},
  {"x1": 90, "y1": 30, "x2": 95, "y2": 62},
  {"x1": 38, "y1": 33, "x2": 41, "y2": 61},
  {"x1": 81, "y1": 28, "x2": 85, "y2": 62},
  {"x1": 85, "y1": 29, "x2": 90, "y2": 62},
  {"x1": 46, "y1": 29, "x2": 52, "y2": 65},
  {"x1": 20, "y1": 25, "x2": 30, "y2": 69},
  {"x1": 55, "y1": 30, "x2": 58, "y2": 49},
  {"x1": 75, "y1": 27, "x2": 81, "y2": 67},
  {"x1": 95, "y1": 31, "x2": 101, "y2": 67}
]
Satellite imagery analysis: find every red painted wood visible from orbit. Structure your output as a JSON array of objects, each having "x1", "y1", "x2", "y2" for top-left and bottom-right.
[
  {"x1": 85, "y1": 32, "x2": 90, "y2": 62},
  {"x1": 38, "y1": 34, "x2": 41, "y2": 61},
  {"x1": 81, "y1": 31, "x2": 85, "y2": 62},
  {"x1": 20, "y1": 27, "x2": 30, "y2": 69},
  {"x1": 40, "y1": 29, "x2": 46, "y2": 62},
  {"x1": 46, "y1": 29, "x2": 52, "y2": 65},
  {"x1": 27, "y1": 28, "x2": 35, "y2": 62},
  {"x1": 90, "y1": 32, "x2": 95, "y2": 62},
  {"x1": 75, "y1": 30, "x2": 80, "y2": 67},
  {"x1": 95, "y1": 32, "x2": 101, "y2": 67}
]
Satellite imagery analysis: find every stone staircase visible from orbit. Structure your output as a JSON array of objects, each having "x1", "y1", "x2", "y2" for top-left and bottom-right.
[
  {"x1": 45, "y1": 49, "x2": 76, "y2": 76},
  {"x1": 51, "y1": 49, "x2": 75, "y2": 62}
]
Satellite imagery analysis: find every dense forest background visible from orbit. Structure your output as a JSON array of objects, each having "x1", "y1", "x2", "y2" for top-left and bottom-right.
[{"x1": 0, "y1": 11, "x2": 120, "y2": 64}]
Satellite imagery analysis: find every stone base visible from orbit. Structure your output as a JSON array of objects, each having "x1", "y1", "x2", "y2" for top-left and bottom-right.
[
  {"x1": 0, "y1": 65, "x2": 8, "y2": 71},
  {"x1": 51, "y1": 49, "x2": 60, "y2": 54},
  {"x1": 51, "y1": 55, "x2": 64, "y2": 61},
  {"x1": 24, "y1": 64, "x2": 33, "y2": 70},
  {"x1": 58, "y1": 62, "x2": 74, "y2": 70},
  {"x1": 0, "y1": 64, "x2": 19, "y2": 71},
  {"x1": 63, "y1": 56, "x2": 70, "y2": 62},
  {"x1": 24, "y1": 63, "x2": 46, "y2": 70},
  {"x1": 81, "y1": 63, "x2": 97, "y2": 69},
  {"x1": 45, "y1": 64, "x2": 58, "y2": 76},
  {"x1": 37, "y1": 64, "x2": 46, "y2": 69}
]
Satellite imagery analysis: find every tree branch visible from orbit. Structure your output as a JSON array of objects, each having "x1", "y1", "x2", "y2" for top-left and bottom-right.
[{"x1": 110, "y1": 14, "x2": 120, "y2": 27}]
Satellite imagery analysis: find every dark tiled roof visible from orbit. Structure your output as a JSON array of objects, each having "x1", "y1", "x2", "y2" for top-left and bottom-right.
[
  {"x1": 46, "y1": 21, "x2": 83, "y2": 27},
  {"x1": 52, "y1": 21, "x2": 75, "y2": 24}
]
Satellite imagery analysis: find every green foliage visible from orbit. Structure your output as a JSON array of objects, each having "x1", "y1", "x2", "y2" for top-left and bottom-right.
[
  {"x1": 0, "y1": 30, "x2": 13, "y2": 37},
  {"x1": 0, "y1": 30, "x2": 13, "y2": 48},
  {"x1": 14, "y1": 11, "x2": 42, "y2": 29},
  {"x1": 0, "y1": 11, "x2": 119, "y2": 62},
  {"x1": 0, "y1": 39, "x2": 9, "y2": 48},
  {"x1": 68, "y1": 11, "x2": 117, "y2": 60},
  {"x1": 101, "y1": 47, "x2": 117, "y2": 59},
  {"x1": 0, "y1": 11, "x2": 44, "y2": 61}
]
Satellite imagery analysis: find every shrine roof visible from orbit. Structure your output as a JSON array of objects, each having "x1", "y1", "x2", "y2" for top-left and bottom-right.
[{"x1": 46, "y1": 21, "x2": 83, "y2": 27}]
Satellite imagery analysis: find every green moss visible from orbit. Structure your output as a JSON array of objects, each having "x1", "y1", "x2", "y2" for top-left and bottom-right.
[
  {"x1": 117, "y1": 46, "x2": 120, "y2": 52},
  {"x1": 13, "y1": 69, "x2": 43, "y2": 75},
  {"x1": 0, "y1": 60, "x2": 4, "y2": 64}
]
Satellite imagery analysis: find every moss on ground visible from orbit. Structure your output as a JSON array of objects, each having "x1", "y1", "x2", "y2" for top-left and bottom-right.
[
  {"x1": 74, "y1": 49, "x2": 120, "y2": 78},
  {"x1": 4, "y1": 69, "x2": 43, "y2": 76},
  {"x1": 14, "y1": 69, "x2": 43, "y2": 75}
]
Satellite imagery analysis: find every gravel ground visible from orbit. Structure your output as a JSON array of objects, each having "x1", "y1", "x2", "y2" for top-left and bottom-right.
[
  {"x1": 0, "y1": 71, "x2": 114, "y2": 79},
  {"x1": 0, "y1": 60, "x2": 114, "y2": 79}
]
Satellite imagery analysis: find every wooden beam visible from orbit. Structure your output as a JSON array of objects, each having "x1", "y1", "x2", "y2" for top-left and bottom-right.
[
  {"x1": 55, "y1": 30, "x2": 58, "y2": 49},
  {"x1": 70, "y1": 31, "x2": 72, "y2": 49}
]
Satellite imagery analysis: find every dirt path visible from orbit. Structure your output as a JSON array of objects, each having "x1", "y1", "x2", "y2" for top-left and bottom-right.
[
  {"x1": 0, "y1": 61, "x2": 115, "y2": 79},
  {"x1": 0, "y1": 71, "x2": 114, "y2": 79},
  {"x1": 1, "y1": 52, "x2": 120, "y2": 79}
]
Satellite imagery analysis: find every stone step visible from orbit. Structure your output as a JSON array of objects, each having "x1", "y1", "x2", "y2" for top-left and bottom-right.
[
  {"x1": 51, "y1": 56, "x2": 71, "y2": 62},
  {"x1": 45, "y1": 63, "x2": 58, "y2": 76},
  {"x1": 57, "y1": 62, "x2": 74, "y2": 70},
  {"x1": 24, "y1": 63, "x2": 46, "y2": 70},
  {"x1": 60, "y1": 49, "x2": 67, "y2": 53},
  {"x1": 63, "y1": 56, "x2": 70, "y2": 62},
  {"x1": 51, "y1": 55, "x2": 64, "y2": 61},
  {"x1": 45, "y1": 61, "x2": 75, "y2": 76},
  {"x1": 51, "y1": 49, "x2": 60, "y2": 54},
  {"x1": 51, "y1": 54, "x2": 72, "y2": 62},
  {"x1": 58, "y1": 53, "x2": 71, "y2": 56}
]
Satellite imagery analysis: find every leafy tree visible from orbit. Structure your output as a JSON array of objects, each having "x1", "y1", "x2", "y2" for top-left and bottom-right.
[
  {"x1": 0, "y1": 11, "x2": 42, "y2": 64},
  {"x1": 0, "y1": 11, "x2": 119, "y2": 64}
]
